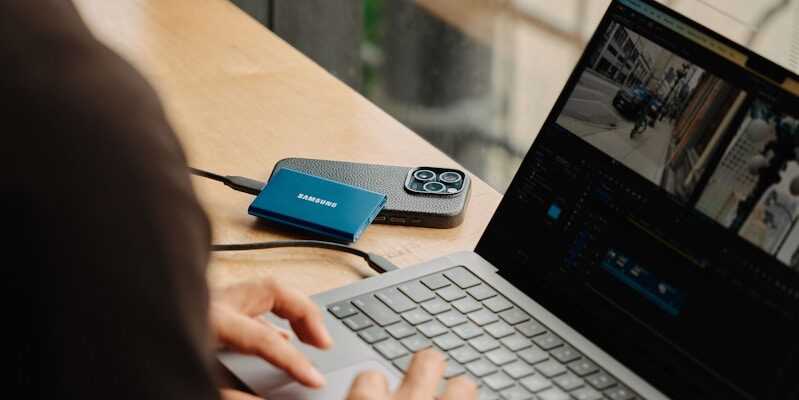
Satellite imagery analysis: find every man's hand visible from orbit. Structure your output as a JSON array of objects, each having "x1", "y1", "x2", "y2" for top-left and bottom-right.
[
  {"x1": 347, "y1": 349, "x2": 478, "y2": 400},
  {"x1": 211, "y1": 276, "x2": 333, "y2": 389}
]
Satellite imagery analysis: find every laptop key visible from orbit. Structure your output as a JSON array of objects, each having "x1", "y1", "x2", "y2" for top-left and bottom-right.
[
  {"x1": 479, "y1": 387, "x2": 500, "y2": 400},
  {"x1": 421, "y1": 274, "x2": 451, "y2": 290},
  {"x1": 453, "y1": 322, "x2": 484, "y2": 340},
  {"x1": 467, "y1": 372, "x2": 486, "y2": 388},
  {"x1": 503, "y1": 361, "x2": 536, "y2": 379},
  {"x1": 553, "y1": 372, "x2": 584, "y2": 391},
  {"x1": 386, "y1": 322, "x2": 416, "y2": 339},
  {"x1": 499, "y1": 308, "x2": 530, "y2": 325},
  {"x1": 470, "y1": 336, "x2": 501, "y2": 352},
  {"x1": 468, "y1": 309, "x2": 500, "y2": 326},
  {"x1": 516, "y1": 320, "x2": 547, "y2": 337},
  {"x1": 533, "y1": 333, "x2": 564, "y2": 350},
  {"x1": 519, "y1": 374, "x2": 552, "y2": 392},
  {"x1": 485, "y1": 321, "x2": 515, "y2": 338},
  {"x1": 437, "y1": 285, "x2": 467, "y2": 302},
  {"x1": 485, "y1": 347, "x2": 517, "y2": 366},
  {"x1": 358, "y1": 326, "x2": 388, "y2": 344},
  {"x1": 500, "y1": 385, "x2": 532, "y2": 400},
  {"x1": 421, "y1": 298, "x2": 452, "y2": 315},
  {"x1": 535, "y1": 360, "x2": 567, "y2": 378},
  {"x1": 568, "y1": 359, "x2": 599, "y2": 377},
  {"x1": 483, "y1": 296, "x2": 513, "y2": 313},
  {"x1": 571, "y1": 386, "x2": 604, "y2": 400},
  {"x1": 344, "y1": 313, "x2": 373, "y2": 331},
  {"x1": 484, "y1": 371, "x2": 515, "y2": 391},
  {"x1": 453, "y1": 297, "x2": 483, "y2": 314},
  {"x1": 536, "y1": 387, "x2": 570, "y2": 400},
  {"x1": 604, "y1": 386, "x2": 635, "y2": 400},
  {"x1": 401, "y1": 335, "x2": 432, "y2": 352},
  {"x1": 500, "y1": 333, "x2": 532, "y2": 351},
  {"x1": 376, "y1": 289, "x2": 416, "y2": 313},
  {"x1": 437, "y1": 310, "x2": 468, "y2": 327},
  {"x1": 467, "y1": 284, "x2": 497, "y2": 301},
  {"x1": 444, "y1": 267, "x2": 482, "y2": 288},
  {"x1": 444, "y1": 362, "x2": 466, "y2": 379},
  {"x1": 418, "y1": 320, "x2": 449, "y2": 338},
  {"x1": 433, "y1": 333, "x2": 465, "y2": 350},
  {"x1": 518, "y1": 346, "x2": 549, "y2": 364},
  {"x1": 352, "y1": 296, "x2": 401, "y2": 327},
  {"x1": 392, "y1": 354, "x2": 413, "y2": 372},
  {"x1": 374, "y1": 339, "x2": 408, "y2": 360},
  {"x1": 450, "y1": 345, "x2": 482, "y2": 364},
  {"x1": 465, "y1": 359, "x2": 497, "y2": 377},
  {"x1": 586, "y1": 371, "x2": 616, "y2": 390},
  {"x1": 398, "y1": 281, "x2": 436, "y2": 303},
  {"x1": 328, "y1": 302, "x2": 358, "y2": 319},
  {"x1": 401, "y1": 308, "x2": 433, "y2": 325},
  {"x1": 550, "y1": 346, "x2": 581, "y2": 364}
]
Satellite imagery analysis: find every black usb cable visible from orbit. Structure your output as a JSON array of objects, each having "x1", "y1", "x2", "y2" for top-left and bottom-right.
[
  {"x1": 212, "y1": 240, "x2": 398, "y2": 274},
  {"x1": 190, "y1": 167, "x2": 398, "y2": 274},
  {"x1": 190, "y1": 167, "x2": 265, "y2": 196}
]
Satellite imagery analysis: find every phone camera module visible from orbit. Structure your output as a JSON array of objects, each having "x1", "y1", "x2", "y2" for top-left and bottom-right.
[
  {"x1": 422, "y1": 181, "x2": 446, "y2": 193},
  {"x1": 413, "y1": 169, "x2": 436, "y2": 181},
  {"x1": 439, "y1": 171, "x2": 462, "y2": 184},
  {"x1": 406, "y1": 167, "x2": 466, "y2": 196}
]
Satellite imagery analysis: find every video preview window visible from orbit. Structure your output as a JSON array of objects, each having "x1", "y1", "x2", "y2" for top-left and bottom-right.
[
  {"x1": 555, "y1": 21, "x2": 799, "y2": 269},
  {"x1": 696, "y1": 100, "x2": 799, "y2": 267}
]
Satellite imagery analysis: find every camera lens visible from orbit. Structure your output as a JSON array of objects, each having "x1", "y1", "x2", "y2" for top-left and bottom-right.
[
  {"x1": 413, "y1": 169, "x2": 436, "y2": 181},
  {"x1": 439, "y1": 171, "x2": 462, "y2": 184},
  {"x1": 423, "y1": 181, "x2": 446, "y2": 193}
]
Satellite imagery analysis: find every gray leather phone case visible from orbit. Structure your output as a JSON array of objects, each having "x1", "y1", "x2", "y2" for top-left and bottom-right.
[{"x1": 271, "y1": 158, "x2": 470, "y2": 228}]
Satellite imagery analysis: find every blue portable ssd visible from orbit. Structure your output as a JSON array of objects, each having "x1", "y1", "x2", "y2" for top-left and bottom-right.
[{"x1": 248, "y1": 167, "x2": 387, "y2": 242}]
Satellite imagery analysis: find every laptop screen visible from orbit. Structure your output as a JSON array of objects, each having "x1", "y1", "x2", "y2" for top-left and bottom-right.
[{"x1": 476, "y1": 0, "x2": 799, "y2": 399}]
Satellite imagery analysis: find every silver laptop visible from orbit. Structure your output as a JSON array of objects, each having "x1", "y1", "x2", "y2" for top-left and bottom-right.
[{"x1": 221, "y1": 0, "x2": 799, "y2": 399}]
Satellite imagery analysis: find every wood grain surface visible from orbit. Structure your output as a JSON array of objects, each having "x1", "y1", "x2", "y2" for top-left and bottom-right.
[{"x1": 72, "y1": 0, "x2": 503, "y2": 294}]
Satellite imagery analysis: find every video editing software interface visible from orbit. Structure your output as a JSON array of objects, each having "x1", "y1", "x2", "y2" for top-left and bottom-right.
[{"x1": 477, "y1": 0, "x2": 799, "y2": 398}]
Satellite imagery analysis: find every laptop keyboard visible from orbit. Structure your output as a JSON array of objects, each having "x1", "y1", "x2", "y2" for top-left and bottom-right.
[{"x1": 327, "y1": 266, "x2": 641, "y2": 400}]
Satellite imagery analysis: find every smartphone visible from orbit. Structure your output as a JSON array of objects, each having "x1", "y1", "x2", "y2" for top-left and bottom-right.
[{"x1": 271, "y1": 158, "x2": 471, "y2": 228}]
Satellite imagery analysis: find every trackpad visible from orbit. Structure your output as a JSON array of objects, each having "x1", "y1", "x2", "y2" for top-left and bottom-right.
[{"x1": 265, "y1": 360, "x2": 400, "y2": 400}]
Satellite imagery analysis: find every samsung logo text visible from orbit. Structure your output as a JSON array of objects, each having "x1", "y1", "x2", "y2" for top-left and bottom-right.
[{"x1": 297, "y1": 193, "x2": 338, "y2": 208}]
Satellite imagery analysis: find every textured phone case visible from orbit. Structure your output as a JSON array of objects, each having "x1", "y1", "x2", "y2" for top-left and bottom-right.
[{"x1": 271, "y1": 158, "x2": 471, "y2": 228}]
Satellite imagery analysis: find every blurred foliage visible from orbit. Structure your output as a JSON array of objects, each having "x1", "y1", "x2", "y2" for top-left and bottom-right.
[
  {"x1": 364, "y1": 0, "x2": 383, "y2": 43},
  {"x1": 362, "y1": 0, "x2": 384, "y2": 95}
]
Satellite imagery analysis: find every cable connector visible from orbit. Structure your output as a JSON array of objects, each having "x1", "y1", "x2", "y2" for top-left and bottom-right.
[
  {"x1": 365, "y1": 253, "x2": 400, "y2": 273},
  {"x1": 190, "y1": 167, "x2": 264, "y2": 195},
  {"x1": 223, "y1": 175, "x2": 265, "y2": 196}
]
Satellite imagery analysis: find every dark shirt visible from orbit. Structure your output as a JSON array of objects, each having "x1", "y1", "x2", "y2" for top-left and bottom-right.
[{"x1": 2, "y1": 2, "x2": 218, "y2": 398}]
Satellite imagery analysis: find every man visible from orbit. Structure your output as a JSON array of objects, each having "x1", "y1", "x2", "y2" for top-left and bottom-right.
[{"x1": 2, "y1": 2, "x2": 476, "y2": 399}]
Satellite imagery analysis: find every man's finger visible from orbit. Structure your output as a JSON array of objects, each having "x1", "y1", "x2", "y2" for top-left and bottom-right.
[
  {"x1": 211, "y1": 279, "x2": 270, "y2": 315},
  {"x1": 440, "y1": 375, "x2": 478, "y2": 400},
  {"x1": 275, "y1": 325, "x2": 292, "y2": 340},
  {"x1": 346, "y1": 370, "x2": 388, "y2": 400},
  {"x1": 394, "y1": 349, "x2": 446, "y2": 399},
  {"x1": 220, "y1": 388, "x2": 262, "y2": 400},
  {"x1": 263, "y1": 278, "x2": 333, "y2": 349},
  {"x1": 215, "y1": 276, "x2": 332, "y2": 350},
  {"x1": 213, "y1": 305, "x2": 326, "y2": 388},
  {"x1": 257, "y1": 317, "x2": 292, "y2": 341}
]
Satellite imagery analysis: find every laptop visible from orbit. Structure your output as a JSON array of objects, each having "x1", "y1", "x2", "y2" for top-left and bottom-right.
[{"x1": 221, "y1": 0, "x2": 799, "y2": 398}]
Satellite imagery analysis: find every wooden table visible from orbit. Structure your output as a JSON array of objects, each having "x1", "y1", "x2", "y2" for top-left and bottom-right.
[{"x1": 72, "y1": 0, "x2": 502, "y2": 294}]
